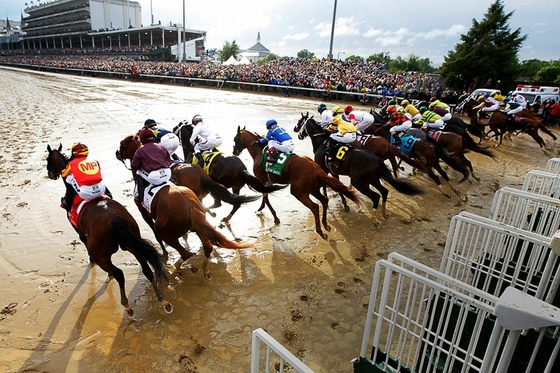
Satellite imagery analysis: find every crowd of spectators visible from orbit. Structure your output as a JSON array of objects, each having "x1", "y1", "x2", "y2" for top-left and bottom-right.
[{"x1": 0, "y1": 49, "x2": 466, "y2": 105}]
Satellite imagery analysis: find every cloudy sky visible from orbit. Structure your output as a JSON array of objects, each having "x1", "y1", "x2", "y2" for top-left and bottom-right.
[{"x1": 5, "y1": 0, "x2": 559, "y2": 66}]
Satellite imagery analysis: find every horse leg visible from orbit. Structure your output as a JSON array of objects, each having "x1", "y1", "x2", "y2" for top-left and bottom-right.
[
  {"x1": 459, "y1": 156, "x2": 479, "y2": 182},
  {"x1": 221, "y1": 186, "x2": 242, "y2": 223},
  {"x1": 311, "y1": 189, "x2": 331, "y2": 234},
  {"x1": 293, "y1": 192, "x2": 326, "y2": 240},
  {"x1": 433, "y1": 162, "x2": 460, "y2": 196},
  {"x1": 370, "y1": 180, "x2": 389, "y2": 220},
  {"x1": 128, "y1": 251, "x2": 171, "y2": 310},
  {"x1": 351, "y1": 178, "x2": 382, "y2": 226},
  {"x1": 388, "y1": 156, "x2": 400, "y2": 178},
  {"x1": 160, "y1": 237, "x2": 194, "y2": 275},
  {"x1": 93, "y1": 254, "x2": 133, "y2": 316},
  {"x1": 136, "y1": 204, "x2": 169, "y2": 262},
  {"x1": 200, "y1": 244, "x2": 214, "y2": 280},
  {"x1": 257, "y1": 193, "x2": 280, "y2": 224}
]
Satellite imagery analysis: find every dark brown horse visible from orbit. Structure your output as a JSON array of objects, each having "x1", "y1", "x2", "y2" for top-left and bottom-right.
[
  {"x1": 462, "y1": 98, "x2": 557, "y2": 151},
  {"x1": 46, "y1": 144, "x2": 171, "y2": 317},
  {"x1": 289, "y1": 121, "x2": 425, "y2": 224},
  {"x1": 170, "y1": 123, "x2": 288, "y2": 220},
  {"x1": 294, "y1": 112, "x2": 424, "y2": 177},
  {"x1": 116, "y1": 133, "x2": 263, "y2": 222},
  {"x1": 232, "y1": 126, "x2": 361, "y2": 239}
]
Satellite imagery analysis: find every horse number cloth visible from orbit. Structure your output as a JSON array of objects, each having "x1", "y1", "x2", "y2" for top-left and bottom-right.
[{"x1": 391, "y1": 135, "x2": 418, "y2": 157}]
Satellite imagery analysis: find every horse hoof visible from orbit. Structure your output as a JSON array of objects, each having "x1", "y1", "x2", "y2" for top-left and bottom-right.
[
  {"x1": 204, "y1": 272, "x2": 213, "y2": 281},
  {"x1": 163, "y1": 303, "x2": 174, "y2": 314},
  {"x1": 125, "y1": 308, "x2": 135, "y2": 318},
  {"x1": 325, "y1": 225, "x2": 331, "y2": 232},
  {"x1": 208, "y1": 211, "x2": 217, "y2": 218},
  {"x1": 320, "y1": 233, "x2": 328, "y2": 240},
  {"x1": 344, "y1": 205, "x2": 350, "y2": 212}
]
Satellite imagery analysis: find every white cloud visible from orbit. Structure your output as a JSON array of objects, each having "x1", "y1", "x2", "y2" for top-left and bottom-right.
[
  {"x1": 364, "y1": 28, "x2": 383, "y2": 38},
  {"x1": 418, "y1": 24, "x2": 467, "y2": 40},
  {"x1": 283, "y1": 33, "x2": 309, "y2": 41}
]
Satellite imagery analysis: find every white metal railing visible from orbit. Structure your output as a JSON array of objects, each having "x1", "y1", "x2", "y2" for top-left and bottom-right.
[
  {"x1": 251, "y1": 328, "x2": 314, "y2": 373},
  {"x1": 489, "y1": 187, "x2": 560, "y2": 237},
  {"x1": 522, "y1": 170, "x2": 560, "y2": 198},
  {"x1": 545, "y1": 158, "x2": 560, "y2": 174}
]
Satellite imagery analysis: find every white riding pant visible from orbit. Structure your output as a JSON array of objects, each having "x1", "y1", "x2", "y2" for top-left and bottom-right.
[
  {"x1": 137, "y1": 168, "x2": 171, "y2": 186},
  {"x1": 507, "y1": 106, "x2": 523, "y2": 115},
  {"x1": 330, "y1": 131, "x2": 357, "y2": 144},
  {"x1": 160, "y1": 133, "x2": 180, "y2": 156},
  {"x1": 482, "y1": 104, "x2": 500, "y2": 112},
  {"x1": 422, "y1": 119, "x2": 445, "y2": 131},
  {"x1": 390, "y1": 121, "x2": 412, "y2": 133},
  {"x1": 269, "y1": 139, "x2": 295, "y2": 153},
  {"x1": 194, "y1": 135, "x2": 223, "y2": 153},
  {"x1": 441, "y1": 112, "x2": 452, "y2": 121},
  {"x1": 354, "y1": 114, "x2": 375, "y2": 133}
]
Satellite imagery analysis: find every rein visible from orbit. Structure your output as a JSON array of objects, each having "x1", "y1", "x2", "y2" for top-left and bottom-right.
[{"x1": 116, "y1": 138, "x2": 134, "y2": 170}]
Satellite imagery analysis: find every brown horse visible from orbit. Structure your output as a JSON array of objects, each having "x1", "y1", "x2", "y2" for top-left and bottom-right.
[
  {"x1": 170, "y1": 123, "x2": 289, "y2": 221},
  {"x1": 116, "y1": 133, "x2": 262, "y2": 222},
  {"x1": 232, "y1": 126, "x2": 360, "y2": 239},
  {"x1": 294, "y1": 112, "x2": 424, "y2": 177},
  {"x1": 462, "y1": 98, "x2": 557, "y2": 151},
  {"x1": 46, "y1": 144, "x2": 172, "y2": 317}
]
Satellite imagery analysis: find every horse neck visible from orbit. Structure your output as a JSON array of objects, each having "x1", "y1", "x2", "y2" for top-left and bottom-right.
[
  {"x1": 241, "y1": 132, "x2": 264, "y2": 159},
  {"x1": 180, "y1": 126, "x2": 194, "y2": 151},
  {"x1": 306, "y1": 120, "x2": 329, "y2": 152}
]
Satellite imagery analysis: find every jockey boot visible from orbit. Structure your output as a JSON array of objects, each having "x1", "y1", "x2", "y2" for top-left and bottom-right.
[
  {"x1": 171, "y1": 153, "x2": 180, "y2": 161},
  {"x1": 195, "y1": 152, "x2": 204, "y2": 167},
  {"x1": 266, "y1": 147, "x2": 278, "y2": 164},
  {"x1": 136, "y1": 178, "x2": 147, "y2": 201},
  {"x1": 60, "y1": 196, "x2": 67, "y2": 210},
  {"x1": 104, "y1": 187, "x2": 113, "y2": 199},
  {"x1": 324, "y1": 138, "x2": 334, "y2": 158},
  {"x1": 392, "y1": 133, "x2": 402, "y2": 145}
]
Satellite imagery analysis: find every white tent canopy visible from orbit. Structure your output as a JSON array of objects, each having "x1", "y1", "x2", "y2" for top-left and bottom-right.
[
  {"x1": 222, "y1": 55, "x2": 238, "y2": 65},
  {"x1": 238, "y1": 56, "x2": 251, "y2": 65}
]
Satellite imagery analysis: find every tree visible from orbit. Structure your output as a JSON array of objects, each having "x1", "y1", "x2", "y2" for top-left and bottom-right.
[
  {"x1": 217, "y1": 40, "x2": 241, "y2": 63},
  {"x1": 297, "y1": 49, "x2": 315, "y2": 59},
  {"x1": 367, "y1": 52, "x2": 391, "y2": 64},
  {"x1": 535, "y1": 61, "x2": 560, "y2": 84},
  {"x1": 439, "y1": 0, "x2": 527, "y2": 91},
  {"x1": 256, "y1": 53, "x2": 278, "y2": 65},
  {"x1": 345, "y1": 55, "x2": 363, "y2": 62}
]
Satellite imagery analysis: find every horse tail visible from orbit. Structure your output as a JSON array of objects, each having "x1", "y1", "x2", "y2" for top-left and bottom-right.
[
  {"x1": 240, "y1": 170, "x2": 288, "y2": 194},
  {"x1": 378, "y1": 160, "x2": 424, "y2": 195},
  {"x1": 391, "y1": 148, "x2": 425, "y2": 170},
  {"x1": 191, "y1": 210, "x2": 254, "y2": 250},
  {"x1": 463, "y1": 135, "x2": 496, "y2": 159},
  {"x1": 200, "y1": 177, "x2": 261, "y2": 205},
  {"x1": 111, "y1": 215, "x2": 169, "y2": 291},
  {"x1": 317, "y1": 171, "x2": 361, "y2": 207},
  {"x1": 433, "y1": 143, "x2": 471, "y2": 180},
  {"x1": 424, "y1": 136, "x2": 450, "y2": 156}
]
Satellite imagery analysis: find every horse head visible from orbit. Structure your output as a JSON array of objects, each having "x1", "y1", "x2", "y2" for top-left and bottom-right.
[
  {"x1": 294, "y1": 111, "x2": 311, "y2": 133},
  {"x1": 233, "y1": 126, "x2": 262, "y2": 156},
  {"x1": 116, "y1": 133, "x2": 141, "y2": 165},
  {"x1": 46, "y1": 143, "x2": 67, "y2": 180}
]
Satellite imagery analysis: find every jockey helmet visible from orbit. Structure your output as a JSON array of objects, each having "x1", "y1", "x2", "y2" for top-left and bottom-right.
[
  {"x1": 386, "y1": 105, "x2": 397, "y2": 113},
  {"x1": 388, "y1": 99, "x2": 396, "y2": 105},
  {"x1": 343, "y1": 105, "x2": 353, "y2": 114},
  {"x1": 317, "y1": 103, "x2": 327, "y2": 112},
  {"x1": 139, "y1": 127, "x2": 155, "y2": 143},
  {"x1": 266, "y1": 119, "x2": 278, "y2": 129},
  {"x1": 419, "y1": 106, "x2": 428, "y2": 113},
  {"x1": 477, "y1": 95, "x2": 486, "y2": 102},
  {"x1": 144, "y1": 118, "x2": 157, "y2": 127},
  {"x1": 332, "y1": 107, "x2": 344, "y2": 115},
  {"x1": 401, "y1": 100, "x2": 409, "y2": 106},
  {"x1": 508, "y1": 91, "x2": 513, "y2": 96},
  {"x1": 71, "y1": 142, "x2": 89, "y2": 157},
  {"x1": 503, "y1": 98, "x2": 511, "y2": 103},
  {"x1": 192, "y1": 114, "x2": 203, "y2": 124},
  {"x1": 490, "y1": 92, "x2": 497, "y2": 97},
  {"x1": 484, "y1": 93, "x2": 490, "y2": 98}
]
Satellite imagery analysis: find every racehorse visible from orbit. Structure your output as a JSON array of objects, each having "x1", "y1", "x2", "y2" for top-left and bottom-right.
[
  {"x1": 116, "y1": 133, "x2": 262, "y2": 222},
  {"x1": 294, "y1": 112, "x2": 424, "y2": 177},
  {"x1": 232, "y1": 126, "x2": 361, "y2": 239},
  {"x1": 46, "y1": 144, "x2": 172, "y2": 317},
  {"x1": 170, "y1": 122, "x2": 288, "y2": 220},
  {"x1": 290, "y1": 120, "x2": 425, "y2": 223},
  {"x1": 462, "y1": 98, "x2": 557, "y2": 151}
]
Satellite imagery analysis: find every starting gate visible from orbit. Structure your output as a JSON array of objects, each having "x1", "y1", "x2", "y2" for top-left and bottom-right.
[
  {"x1": 522, "y1": 170, "x2": 560, "y2": 198},
  {"x1": 545, "y1": 158, "x2": 560, "y2": 175}
]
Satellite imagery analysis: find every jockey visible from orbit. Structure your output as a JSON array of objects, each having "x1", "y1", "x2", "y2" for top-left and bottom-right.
[
  {"x1": 473, "y1": 93, "x2": 500, "y2": 116},
  {"x1": 429, "y1": 98, "x2": 452, "y2": 122},
  {"x1": 512, "y1": 92, "x2": 528, "y2": 109},
  {"x1": 502, "y1": 98, "x2": 524, "y2": 117},
  {"x1": 317, "y1": 103, "x2": 333, "y2": 129},
  {"x1": 416, "y1": 106, "x2": 445, "y2": 131},
  {"x1": 144, "y1": 119, "x2": 180, "y2": 160},
  {"x1": 344, "y1": 105, "x2": 374, "y2": 133},
  {"x1": 401, "y1": 100, "x2": 421, "y2": 122},
  {"x1": 324, "y1": 106, "x2": 357, "y2": 158},
  {"x1": 189, "y1": 114, "x2": 223, "y2": 167},
  {"x1": 61, "y1": 142, "x2": 112, "y2": 212},
  {"x1": 131, "y1": 127, "x2": 172, "y2": 202},
  {"x1": 386, "y1": 105, "x2": 412, "y2": 145},
  {"x1": 387, "y1": 99, "x2": 406, "y2": 114},
  {"x1": 258, "y1": 119, "x2": 295, "y2": 164}
]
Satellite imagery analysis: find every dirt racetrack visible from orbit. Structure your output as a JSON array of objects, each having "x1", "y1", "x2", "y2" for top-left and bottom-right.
[{"x1": 1, "y1": 66, "x2": 560, "y2": 373}]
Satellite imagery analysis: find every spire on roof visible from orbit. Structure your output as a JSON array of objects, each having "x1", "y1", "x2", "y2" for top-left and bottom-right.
[{"x1": 257, "y1": 31, "x2": 260, "y2": 44}]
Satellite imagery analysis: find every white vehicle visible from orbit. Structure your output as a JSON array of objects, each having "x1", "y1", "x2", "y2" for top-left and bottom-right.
[
  {"x1": 513, "y1": 85, "x2": 560, "y2": 109},
  {"x1": 466, "y1": 87, "x2": 501, "y2": 101}
]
